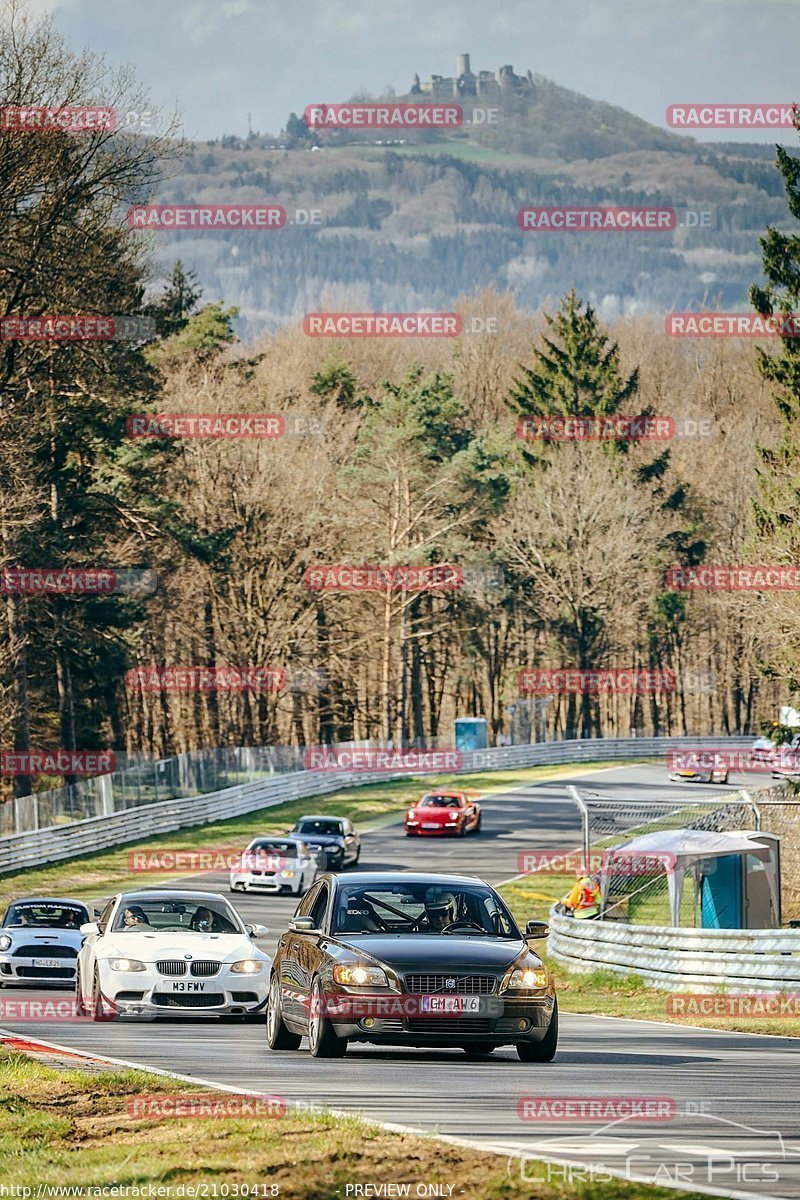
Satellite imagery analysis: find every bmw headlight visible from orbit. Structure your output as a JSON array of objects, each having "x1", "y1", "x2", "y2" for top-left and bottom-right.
[
  {"x1": 279, "y1": 870, "x2": 296, "y2": 878},
  {"x1": 502, "y1": 965, "x2": 549, "y2": 991},
  {"x1": 230, "y1": 960, "x2": 263, "y2": 974},
  {"x1": 109, "y1": 957, "x2": 146, "y2": 972},
  {"x1": 0, "y1": 935, "x2": 11, "y2": 951},
  {"x1": 333, "y1": 964, "x2": 389, "y2": 987}
]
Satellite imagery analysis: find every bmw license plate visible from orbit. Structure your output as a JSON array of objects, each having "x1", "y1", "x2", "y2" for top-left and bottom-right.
[
  {"x1": 420, "y1": 995, "x2": 481, "y2": 1014},
  {"x1": 166, "y1": 980, "x2": 207, "y2": 992},
  {"x1": 421, "y1": 822, "x2": 440, "y2": 829},
  {"x1": 33, "y1": 958, "x2": 61, "y2": 969}
]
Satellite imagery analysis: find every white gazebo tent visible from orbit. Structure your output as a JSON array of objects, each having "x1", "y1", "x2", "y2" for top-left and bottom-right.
[{"x1": 600, "y1": 828, "x2": 779, "y2": 927}]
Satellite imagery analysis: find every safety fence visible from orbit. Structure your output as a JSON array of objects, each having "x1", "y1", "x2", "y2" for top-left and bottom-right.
[
  {"x1": 0, "y1": 734, "x2": 755, "y2": 875},
  {"x1": 548, "y1": 908, "x2": 800, "y2": 994}
]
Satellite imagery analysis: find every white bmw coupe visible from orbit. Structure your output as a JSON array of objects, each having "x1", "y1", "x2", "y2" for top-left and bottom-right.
[{"x1": 76, "y1": 890, "x2": 270, "y2": 1020}]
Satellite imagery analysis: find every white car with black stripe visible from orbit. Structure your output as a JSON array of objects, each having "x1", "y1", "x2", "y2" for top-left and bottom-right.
[
  {"x1": 75, "y1": 890, "x2": 270, "y2": 1020},
  {"x1": 229, "y1": 835, "x2": 320, "y2": 895},
  {"x1": 0, "y1": 898, "x2": 90, "y2": 987}
]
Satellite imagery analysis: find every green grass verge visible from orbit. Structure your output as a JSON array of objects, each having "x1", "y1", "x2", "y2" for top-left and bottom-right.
[
  {"x1": 0, "y1": 761, "x2": 637, "y2": 910},
  {"x1": 500, "y1": 875, "x2": 800, "y2": 1038},
  {"x1": 0, "y1": 1046, "x2": 711, "y2": 1198}
]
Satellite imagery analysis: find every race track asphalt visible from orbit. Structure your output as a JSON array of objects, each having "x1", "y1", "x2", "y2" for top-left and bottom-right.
[{"x1": 2, "y1": 764, "x2": 798, "y2": 1200}]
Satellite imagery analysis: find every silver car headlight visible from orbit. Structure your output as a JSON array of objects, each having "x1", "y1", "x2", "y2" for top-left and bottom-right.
[
  {"x1": 501, "y1": 964, "x2": 549, "y2": 991},
  {"x1": 109, "y1": 957, "x2": 146, "y2": 972},
  {"x1": 0, "y1": 935, "x2": 12, "y2": 951},
  {"x1": 333, "y1": 964, "x2": 390, "y2": 987},
  {"x1": 230, "y1": 960, "x2": 263, "y2": 974},
  {"x1": 279, "y1": 870, "x2": 296, "y2": 878}
]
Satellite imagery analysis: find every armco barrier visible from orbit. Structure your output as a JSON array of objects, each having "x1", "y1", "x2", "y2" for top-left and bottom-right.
[
  {"x1": 548, "y1": 908, "x2": 800, "y2": 994},
  {"x1": 0, "y1": 734, "x2": 755, "y2": 876}
]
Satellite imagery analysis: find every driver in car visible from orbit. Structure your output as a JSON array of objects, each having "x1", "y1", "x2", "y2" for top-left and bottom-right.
[
  {"x1": 424, "y1": 890, "x2": 458, "y2": 931},
  {"x1": 191, "y1": 906, "x2": 219, "y2": 932},
  {"x1": 122, "y1": 905, "x2": 149, "y2": 927}
]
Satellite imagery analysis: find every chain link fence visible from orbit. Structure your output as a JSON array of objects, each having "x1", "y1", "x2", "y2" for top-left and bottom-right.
[{"x1": 569, "y1": 784, "x2": 797, "y2": 925}]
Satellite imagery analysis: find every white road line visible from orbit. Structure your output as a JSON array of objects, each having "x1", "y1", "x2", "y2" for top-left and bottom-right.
[{"x1": 0, "y1": 1027, "x2": 785, "y2": 1200}]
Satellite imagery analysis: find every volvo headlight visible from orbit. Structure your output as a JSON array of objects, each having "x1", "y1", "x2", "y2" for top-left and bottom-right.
[
  {"x1": 0, "y1": 935, "x2": 12, "y2": 951},
  {"x1": 333, "y1": 964, "x2": 389, "y2": 987},
  {"x1": 109, "y1": 957, "x2": 146, "y2": 972},
  {"x1": 231, "y1": 960, "x2": 263, "y2": 974},
  {"x1": 503, "y1": 965, "x2": 549, "y2": 991}
]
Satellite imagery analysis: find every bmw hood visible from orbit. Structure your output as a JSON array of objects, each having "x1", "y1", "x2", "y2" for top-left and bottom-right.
[
  {"x1": 101, "y1": 931, "x2": 264, "y2": 962},
  {"x1": 301, "y1": 835, "x2": 344, "y2": 847},
  {"x1": 335, "y1": 934, "x2": 530, "y2": 973}
]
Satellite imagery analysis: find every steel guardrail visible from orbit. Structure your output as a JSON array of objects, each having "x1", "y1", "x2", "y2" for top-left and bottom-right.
[{"x1": 0, "y1": 734, "x2": 757, "y2": 876}]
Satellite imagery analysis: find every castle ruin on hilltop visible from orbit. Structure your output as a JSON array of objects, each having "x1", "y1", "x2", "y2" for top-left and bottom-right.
[{"x1": 410, "y1": 53, "x2": 534, "y2": 99}]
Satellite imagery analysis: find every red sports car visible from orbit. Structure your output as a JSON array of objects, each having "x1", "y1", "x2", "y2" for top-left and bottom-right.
[{"x1": 405, "y1": 790, "x2": 482, "y2": 837}]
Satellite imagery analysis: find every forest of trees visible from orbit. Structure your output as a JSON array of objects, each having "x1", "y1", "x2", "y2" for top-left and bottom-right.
[{"x1": 3, "y1": 5, "x2": 800, "y2": 801}]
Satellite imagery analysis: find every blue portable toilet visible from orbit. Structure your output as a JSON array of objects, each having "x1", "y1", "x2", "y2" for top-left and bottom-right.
[
  {"x1": 455, "y1": 718, "x2": 488, "y2": 752},
  {"x1": 699, "y1": 854, "x2": 743, "y2": 928}
]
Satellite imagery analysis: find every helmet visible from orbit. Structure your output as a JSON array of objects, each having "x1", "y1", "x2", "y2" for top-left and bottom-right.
[{"x1": 425, "y1": 889, "x2": 457, "y2": 930}]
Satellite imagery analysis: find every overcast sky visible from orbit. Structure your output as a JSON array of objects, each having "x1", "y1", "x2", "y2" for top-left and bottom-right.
[{"x1": 21, "y1": 0, "x2": 800, "y2": 144}]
